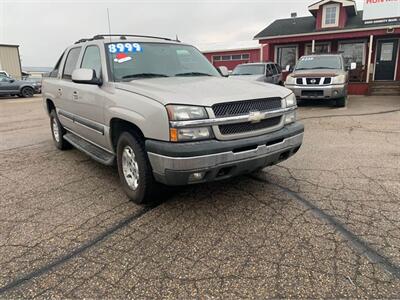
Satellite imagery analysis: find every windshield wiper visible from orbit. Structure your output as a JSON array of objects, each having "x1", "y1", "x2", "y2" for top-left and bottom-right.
[
  {"x1": 121, "y1": 73, "x2": 169, "y2": 80},
  {"x1": 175, "y1": 72, "x2": 212, "y2": 77}
]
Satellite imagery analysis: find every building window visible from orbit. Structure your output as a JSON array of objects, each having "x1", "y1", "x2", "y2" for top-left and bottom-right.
[
  {"x1": 305, "y1": 42, "x2": 331, "y2": 55},
  {"x1": 214, "y1": 54, "x2": 250, "y2": 61},
  {"x1": 322, "y1": 4, "x2": 339, "y2": 28},
  {"x1": 338, "y1": 42, "x2": 366, "y2": 68},
  {"x1": 276, "y1": 45, "x2": 298, "y2": 68},
  {"x1": 213, "y1": 56, "x2": 221, "y2": 61}
]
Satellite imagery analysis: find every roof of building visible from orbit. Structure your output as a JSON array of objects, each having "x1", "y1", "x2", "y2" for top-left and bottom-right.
[
  {"x1": 254, "y1": 11, "x2": 400, "y2": 40},
  {"x1": 0, "y1": 44, "x2": 19, "y2": 48}
]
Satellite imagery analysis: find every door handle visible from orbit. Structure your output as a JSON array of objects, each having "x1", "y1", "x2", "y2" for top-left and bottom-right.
[{"x1": 72, "y1": 91, "x2": 79, "y2": 100}]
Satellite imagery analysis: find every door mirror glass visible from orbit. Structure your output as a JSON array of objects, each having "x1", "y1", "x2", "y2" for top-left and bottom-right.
[
  {"x1": 72, "y1": 68, "x2": 102, "y2": 85},
  {"x1": 218, "y1": 66, "x2": 229, "y2": 77}
]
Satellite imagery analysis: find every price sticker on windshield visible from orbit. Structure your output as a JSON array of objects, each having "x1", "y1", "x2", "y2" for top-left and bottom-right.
[
  {"x1": 301, "y1": 57, "x2": 314, "y2": 61},
  {"x1": 108, "y1": 43, "x2": 142, "y2": 54}
]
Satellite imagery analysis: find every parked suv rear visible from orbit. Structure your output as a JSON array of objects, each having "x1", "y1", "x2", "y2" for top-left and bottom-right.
[
  {"x1": 285, "y1": 54, "x2": 353, "y2": 107},
  {"x1": 230, "y1": 62, "x2": 283, "y2": 85},
  {"x1": 42, "y1": 34, "x2": 304, "y2": 205}
]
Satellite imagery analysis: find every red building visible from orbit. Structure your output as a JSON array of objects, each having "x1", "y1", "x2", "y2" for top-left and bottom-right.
[
  {"x1": 203, "y1": 46, "x2": 261, "y2": 71},
  {"x1": 254, "y1": 0, "x2": 400, "y2": 95}
]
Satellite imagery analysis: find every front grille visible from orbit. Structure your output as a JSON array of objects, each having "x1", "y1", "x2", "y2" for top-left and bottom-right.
[
  {"x1": 219, "y1": 116, "x2": 282, "y2": 135},
  {"x1": 212, "y1": 98, "x2": 282, "y2": 117},
  {"x1": 306, "y1": 78, "x2": 321, "y2": 85},
  {"x1": 323, "y1": 78, "x2": 332, "y2": 84}
]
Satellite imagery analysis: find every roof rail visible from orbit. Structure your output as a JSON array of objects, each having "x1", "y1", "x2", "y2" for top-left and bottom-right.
[
  {"x1": 74, "y1": 38, "x2": 93, "y2": 44},
  {"x1": 92, "y1": 34, "x2": 178, "y2": 42}
]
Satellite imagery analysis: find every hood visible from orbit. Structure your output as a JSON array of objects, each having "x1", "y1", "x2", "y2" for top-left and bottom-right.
[
  {"x1": 228, "y1": 75, "x2": 265, "y2": 82},
  {"x1": 291, "y1": 69, "x2": 344, "y2": 77},
  {"x1": 115, "y1": 77, "x2": 291, "y2": 107}
]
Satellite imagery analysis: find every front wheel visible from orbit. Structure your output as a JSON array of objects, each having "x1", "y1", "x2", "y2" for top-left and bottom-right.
[
  {"x1": 116, "y1": 132, "x2": 162, "y2": 205},
  {"x1": 335, "y1": 96, "x2": 347, "y2": 108},
  {"x1": 20, "y1": 87, "x2": 34, "y2": 98}
]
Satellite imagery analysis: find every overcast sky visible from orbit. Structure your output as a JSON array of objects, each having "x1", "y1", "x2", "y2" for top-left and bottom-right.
[{"x1": 0, "y1": 0, "x2": 365, "y2": 67}]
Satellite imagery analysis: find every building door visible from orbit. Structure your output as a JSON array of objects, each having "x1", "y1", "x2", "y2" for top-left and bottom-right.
[{"x1": 375, "y1": 39, "x2": 399, "y2": 81}]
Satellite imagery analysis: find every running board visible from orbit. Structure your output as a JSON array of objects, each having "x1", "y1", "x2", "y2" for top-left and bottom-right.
[{"x1": 64, "y1": 132, "x2": 115, "y2": 166}]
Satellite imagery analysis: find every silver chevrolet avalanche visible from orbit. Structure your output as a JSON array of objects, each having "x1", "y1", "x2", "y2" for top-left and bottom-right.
[{"x1": 42, "y1": 34, "x2": 304, "y2": 205}]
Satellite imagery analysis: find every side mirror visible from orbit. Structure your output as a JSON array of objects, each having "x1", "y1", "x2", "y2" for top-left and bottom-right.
[
  {"x1": 8, "y1": 78, "x2": 15, "y2": 83},
  {"x1": 285, "y1": 65, "x2": 291, "y2": 72},
  {"x1": 72, "y1": 69, "x2": 102, "y2": 85},
  {"x1": 350, "y1": 62, "x2": 357, "y2": 70},
  {"x1": 218, "y1": 66, "x2": 229, "y2": 77}
]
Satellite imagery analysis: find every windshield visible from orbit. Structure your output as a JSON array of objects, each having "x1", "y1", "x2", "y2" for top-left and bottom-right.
[
  {"x1": 232, "y1": 65, "x2": 265, "y2": 76},
  {"x1": 295, "y1": 56, "x2": 342, "y2": 71},
  {"x1": 106, "y1": 42, "x2": 220, "y2": 81}
]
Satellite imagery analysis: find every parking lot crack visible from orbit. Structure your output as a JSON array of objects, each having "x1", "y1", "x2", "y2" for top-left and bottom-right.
[{"x1": 249, "y1": 173, "x2": 400, "y2": 280}]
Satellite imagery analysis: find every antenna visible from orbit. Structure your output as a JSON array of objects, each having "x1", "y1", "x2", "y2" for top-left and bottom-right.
[
  {"x1": 107, "y1": 8, "x2": 112, "y2": 42},
  {"x1": 107, "y1": 8, "x2": 115, "y2": 83}
]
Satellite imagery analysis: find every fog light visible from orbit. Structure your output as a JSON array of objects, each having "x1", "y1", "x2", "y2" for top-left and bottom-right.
[
  {"x1": 189, "y1": 172, "x2": 205, "y2": 181},
  {"x1": 333, "y1": 90, "x2": 339, "y2": 96},
  {"x1": 284, "y1": 111, "x2": 297, "y2": 124}
]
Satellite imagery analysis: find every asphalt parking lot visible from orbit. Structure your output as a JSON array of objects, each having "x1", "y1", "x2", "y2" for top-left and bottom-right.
[{"x1": 0, "y1": 95, "x2": 399, "y2": 298}]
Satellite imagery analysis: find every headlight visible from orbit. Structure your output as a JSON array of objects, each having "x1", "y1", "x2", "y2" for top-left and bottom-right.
[
  {"x1": 332, "y1": 74, "x2": 346, "y2": 84},
  {"x1": 170, "y1": 127, "x2": 213, "y2": 142},
  {"x1": 284, "y1": 93, "x2": 297, "y2": 107},
  {"x1": 285, "y1": 75, "x2": 296, "y2": 85},
  {"x1": 166, "y1": 105, "x2": 208, "y2": 121}
]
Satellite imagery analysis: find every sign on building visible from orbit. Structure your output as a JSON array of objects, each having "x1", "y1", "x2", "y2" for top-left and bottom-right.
[{"x1": 363, "y1": 0, "x2": 400, "y2": 23}]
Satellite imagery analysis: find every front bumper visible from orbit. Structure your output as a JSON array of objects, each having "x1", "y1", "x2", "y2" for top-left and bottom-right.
[
  {"x1": 146, "y1": 122, "x2": 304, "y2": 186},
  {"x1": 285, "y1": 84, "x2": 347, "y2": 100}
]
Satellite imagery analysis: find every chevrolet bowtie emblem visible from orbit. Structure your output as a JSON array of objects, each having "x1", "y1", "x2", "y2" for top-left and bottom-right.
[{"x1": 248, "y1": 111, "x2": 263, "y2": 123}]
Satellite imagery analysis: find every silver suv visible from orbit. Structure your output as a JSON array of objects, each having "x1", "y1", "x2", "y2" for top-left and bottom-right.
[
  {"x1": 285, "y1": 54, "x2": 353, "y2": 107},
  {"x1": 230, "y1": 63, "x2": 283, "y2": 85},
  {"x1": 43, "y1": 34, "x2": 304, "y2": 205}
]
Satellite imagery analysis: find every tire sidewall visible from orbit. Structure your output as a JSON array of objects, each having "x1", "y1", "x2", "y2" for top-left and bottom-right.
[
  {"x1": 50, "y1": 110, "x2": 64, "y2": 149},
  {"x1": 117, "y1": 132, "x2": 149, "y2": 204},
  {"x1": 21, "y1": 87, "x2": 34, "y2": 98}
]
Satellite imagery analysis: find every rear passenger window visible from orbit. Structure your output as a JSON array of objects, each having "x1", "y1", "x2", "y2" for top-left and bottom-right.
[
  {"x1": 81, "y1": 46, "x2": 102, "y2": 78},
  {"x1": 62, "y1": 47, "x2": 81, "y2": 80},
  {"x1": 275, "y1": 64, "x2": 282, "y2": 73},
  {"x1": 49, "y1": 52, "x2": 65, "y2": 78}
]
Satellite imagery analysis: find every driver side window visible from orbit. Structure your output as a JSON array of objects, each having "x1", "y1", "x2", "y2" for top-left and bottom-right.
[{"x1": 81, "y1": 46, "x2": 102, "y2": 79}]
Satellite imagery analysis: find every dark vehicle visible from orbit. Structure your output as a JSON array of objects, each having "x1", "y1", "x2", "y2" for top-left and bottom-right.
[
  {"x1": 230, "y1": 63, "x2": 284, "y2": 85},
  {"x1": 0, "y1": 76, "x2": 41, "y2": 98}
]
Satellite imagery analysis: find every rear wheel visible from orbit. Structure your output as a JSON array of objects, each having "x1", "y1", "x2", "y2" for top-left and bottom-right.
[
  {"x1": 335, "y1": 96, "x2": 347, "y2": 108},
  {"x1": 20, "y1": 87, "x2": 34, "y2": 98},
  {"x1": 116, "y1": 132, "x2": 162, "y2": 205},
  {"x1": 50, "y1": 110, "x2": 70, "y2": 150}
]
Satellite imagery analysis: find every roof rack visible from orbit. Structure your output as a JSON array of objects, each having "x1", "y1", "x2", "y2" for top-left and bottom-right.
[{"x1": 92, "y1": 34, "x2": 179, "y2": 42}]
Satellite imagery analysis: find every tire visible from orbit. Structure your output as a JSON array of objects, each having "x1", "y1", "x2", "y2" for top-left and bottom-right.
[
  {"x1": 116, "y1": 132, "x2": 163, "y2": 205},
  {"x1": 20, "y1": 87, "x2": 34, "y2": 98},
  {"x1": 50, "y1": 110, "x2": 70, "y2": 150},
  {"x1": 335, "y1": 96, "x2": 347, "y2": 108}
]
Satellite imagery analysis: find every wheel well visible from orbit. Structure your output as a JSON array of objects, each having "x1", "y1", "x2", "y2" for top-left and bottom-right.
[
  {"x1": 46, "y1": 99, "x2": 56, "y2": 114},
  {"x1": 110, "y1": 118, "x2": 145, "y2": 151}
]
